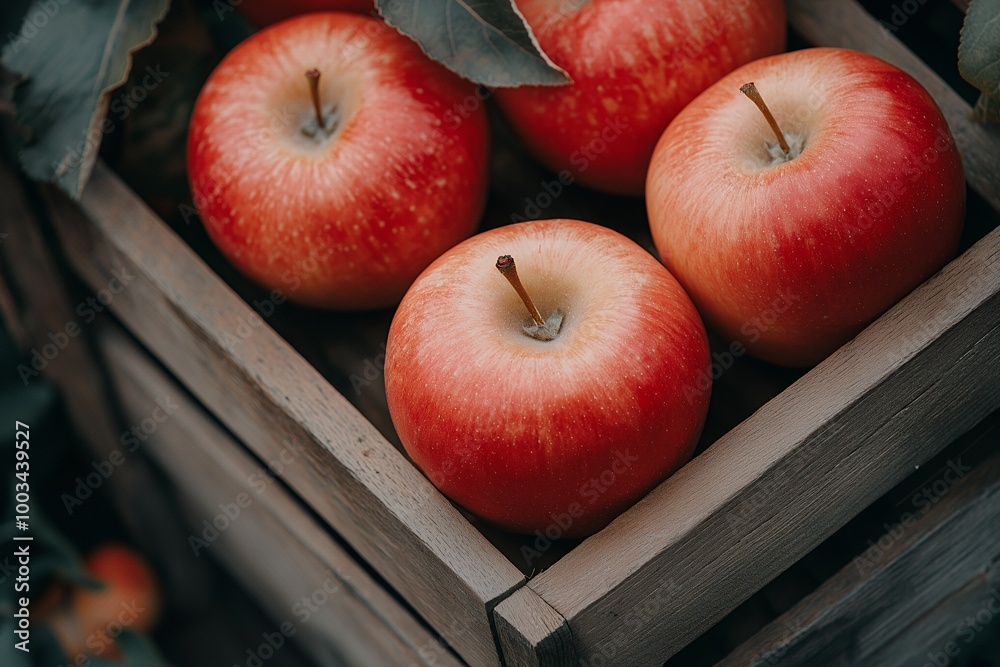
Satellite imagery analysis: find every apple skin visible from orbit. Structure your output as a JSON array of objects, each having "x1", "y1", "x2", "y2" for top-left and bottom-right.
[
  {"x1": 73, "y1": 543, "x2": 161, "y2": 635},
  {"x1": 492, "y1": 0, "x2": 786, "y2": 196},
  {"x1": 647, "y1": 47, "x2": 966, "y2": 367},
  {"x1": 188, "y1": 13, "x2": 489, "y2": 309},
  {"x1": 49, "y1": 543, "x2": 161, "y2": 661},
  {"x1": 385, "y1": 219, "x2": 710, "y2": 537},
  {"x1": 238, "y1": 0, "x2": 375, "y2": 27}
]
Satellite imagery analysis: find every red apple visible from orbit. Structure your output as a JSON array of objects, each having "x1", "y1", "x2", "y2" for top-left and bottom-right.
[
  {"x1": 237, "y1": 0, "x2": 375, "y2": 28},
  {"x1": 647, "y1": 47, "x2": 966, "y2": 367},
  {"x1": 492, "y1": 0, "x2": 786, "y2": 195},
  {"x1": 188, "y1": 13, "x2": 489, "y2": 309},
  {"x1": 385, "y1": 219, "x2": 710, "y2": 537},
  {"x1": 49, "y1": 543, "x2": 161, "y2": 660}
]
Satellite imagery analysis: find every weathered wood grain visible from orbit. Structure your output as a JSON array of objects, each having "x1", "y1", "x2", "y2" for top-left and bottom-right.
[
  {"x1": 527, "y1": 222, "x2": 1000, "y2": 665},
  {"x1": 495, "y1": 587, "x2": 577, "y2": 667},
  {"x1": 0, "y1": 160, "x2": 208, "y2": 598},
  {"x1": 865, "y1": 571, "x2": 999, "y2": 667},
  {"x1": 41, "y1": 163, "x2": 525, "y2": 667},
  {"x1": 717, "y1": 448, "x2": 1000, "y2": 666},
  {"x1": 788, "y1": 0, "x2": 1000, "y2": 211},
  {"x1": 96, "y1": 323, "x2": 462, "y2": 667}
]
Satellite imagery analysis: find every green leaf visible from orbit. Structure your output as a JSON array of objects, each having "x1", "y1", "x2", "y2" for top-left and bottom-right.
[
  {"x1": 1, "y1": 0, "x2": 171, "y2": 198},
  {"x1": 959, "y1": 0, "x2": 1000, "y2": 123},
  {"x1": 375, "y1": 0, "x2": 569, "y2": 87}
]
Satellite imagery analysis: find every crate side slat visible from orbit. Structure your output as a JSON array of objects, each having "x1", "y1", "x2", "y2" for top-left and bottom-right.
[
  {"x1": 717, "y1": 449, "x2": 1000, "y2": 666},
  {"x1": 1, "y1": 159, "x2": 230, "y2": 615},
  {"x1": 788, "y1": 0, "x2": 1000, "y2": 212},
  {"x1": 863, "y1": 571, "x2": 999, "y2": 667},
  {"x1": 96, "y1": 324, "x2": 463, "y2": 667},
  {"x1": 494, "y1": 587, "x2": 577, "y2": 667},
  {"x1": 527, "y1": 224, "x2": 1000, "y2": 665},
  {"x1": 43, "y1": 163, "x2": 523, "y2": 667}
]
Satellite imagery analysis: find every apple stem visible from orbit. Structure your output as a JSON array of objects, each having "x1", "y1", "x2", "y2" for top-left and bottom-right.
[
  {"x1": 496, "y1": 255, "x2": 545, "y2": 327},
  {"x1": 740, "y1": 82, "x2": 790, "y2": 156},
  {"x1": 306, "y1": 69, "x2": 326, "y2": 130}
]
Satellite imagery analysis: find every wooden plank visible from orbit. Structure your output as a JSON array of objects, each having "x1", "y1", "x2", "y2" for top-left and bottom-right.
[
  {"x1": 526, "y1": 222, "x2": 1000, "y2": 666},
  {"x1": 865, "y1": 571, "x2": 1000, "y2": 667},
  {"x1": 495, "y1": 587, "x2": 577, "y2": 667},
  {"x1": 717, "y1": 449, "x2": 1000, "y2": 666},
  {"x1": 41, "y1": 163, "x2": 524, "y2": 667},
  {"x1": 0, "y1": 160, "x2": 122, "y2": 455},
  {"x1": 788, "y1": 0, "x2": 1000, "y2": 211},
  {"x1": 95, "y1": 323, "x2": 462, "y2": 667},
  {"x1": 0, "y1": 160, "x2": 205, "y2": 593}
]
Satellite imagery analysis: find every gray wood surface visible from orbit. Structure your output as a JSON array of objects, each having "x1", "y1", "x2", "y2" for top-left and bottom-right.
[
  {"x1": 96, "y1": 323, "x2": 463, "y2": 667},
  {"x1": 41, "y1": 163, "x2": 525, "y2": 667},
  {"x1": 0, "y1": 160, "x2": 206, "y2": 600},
  {"x1": 495, "y1": 587, "x2": 577, "y2": 667},
  {"x1": 527, "y1": 222, "x2": 1000, "y2": 665},
  {"x1": 717, "y1": 449, "x2": 1000, "y2": 666}
]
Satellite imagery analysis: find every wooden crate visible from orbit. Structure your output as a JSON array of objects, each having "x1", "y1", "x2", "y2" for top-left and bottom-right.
[{"x1": 4, "y1": 0, "x2": 1000, "y2": 665}]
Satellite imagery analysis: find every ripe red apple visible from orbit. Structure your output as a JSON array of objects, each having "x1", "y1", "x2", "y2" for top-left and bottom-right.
[
  {"x1": 237, "y1": 0, "x2": 374, "y2": 28},
  {"x1": 647, "y1": 47, "x2": 966, "y2": 367},
  {"x1": 385, "y1": 219, "x2": 710, "y2": 537},
  {"x1": 188, "y1": 13, "x2": 489, "y2": 309},
  {"x1": 49, "y1": 543, "x2": 161, "y2": 660},
  {"x1": 492, "y1": 0, "x2": 786, "y2": 195}
]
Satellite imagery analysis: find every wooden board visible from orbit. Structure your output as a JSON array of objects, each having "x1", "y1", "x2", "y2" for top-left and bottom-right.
[
  {"x1": 20, "y1": 0, "x2": 1000, "y2": 664},
  {"x1": 95, "y1": 322, "x2": 463, "y2": 667},
  {"x1": 495, "y1": 587, "x2": 577, "y2": 667},
  {"x1": 40, "y1": 164, "x2": 525, "y2": 667},
  {"x1": 0, "y1": 160, "x2": 205, "y2": 590},
  {"x1": 494, "y1": 2, "x2": 1000, "y2": 662},
  {"x1": 522, "y1": 223, "x2": 1000, "y2": 665},
  {"x1": 717, "y1": 449, "x2": 1000, "y2": 666}
]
